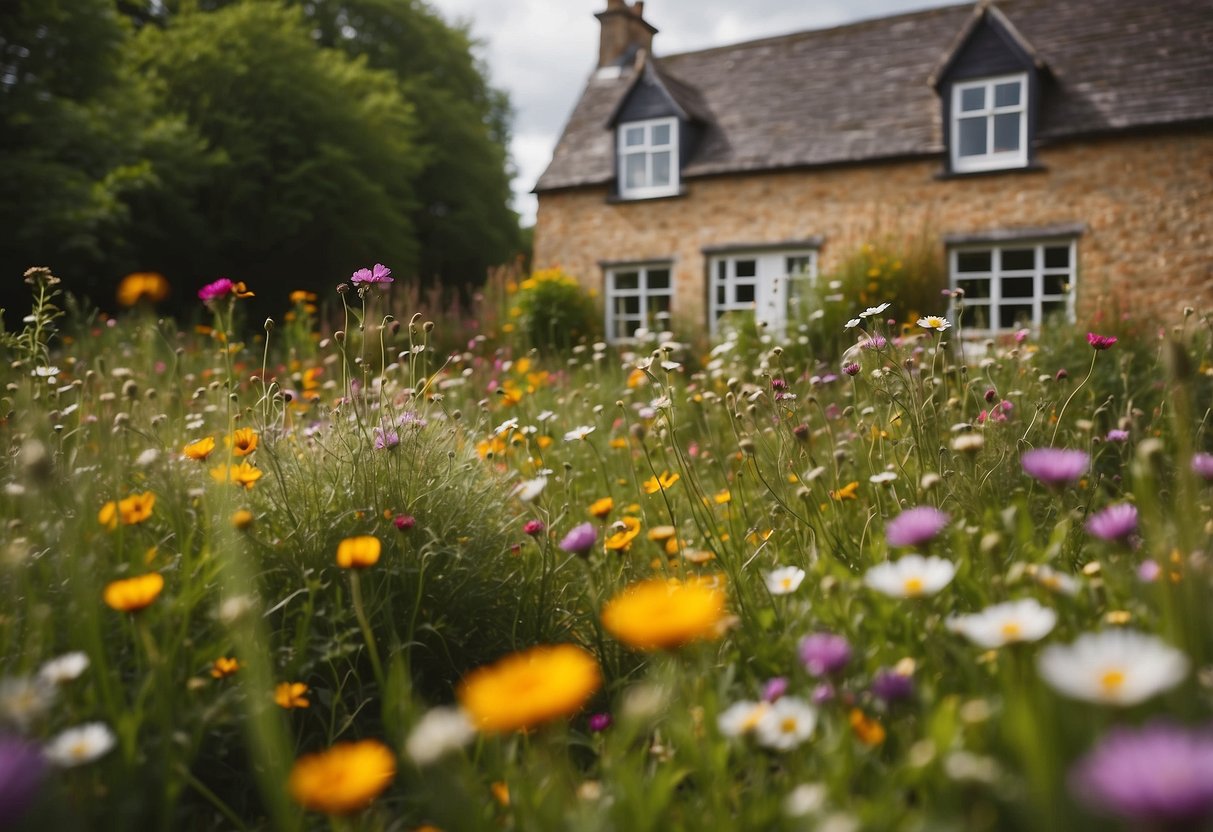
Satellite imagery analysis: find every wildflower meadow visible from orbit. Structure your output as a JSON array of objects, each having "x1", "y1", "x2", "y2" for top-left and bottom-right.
[{"x1": 2, "y1": 264, "x2": 1212, "y2": 831}]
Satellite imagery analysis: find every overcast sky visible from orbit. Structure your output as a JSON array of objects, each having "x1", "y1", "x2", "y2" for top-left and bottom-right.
[{"x1": 425, "y1": 0, "x2": 964, "y2": 225}]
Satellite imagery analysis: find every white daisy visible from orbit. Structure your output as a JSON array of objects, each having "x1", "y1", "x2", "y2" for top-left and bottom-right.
[
  {"x1": 869, "y1": 471, "x2": 897, "y2": 484},
  {"x1": 44, "y1": 722, "x2": 116, "y2": 767},
  {"x1": 717, "y1": 700, "x2": 770, "y2": 738},
  {"x1": 764, "y1": 566, "x2": 806, "y2": 596},
  {"x1": 844, "y1": 318, "x2": 862, "y2": 330},
  {"x1": 1037, "y1": 629, "x2": 1188, "y2": 706},
  {"x1": 917, "y1": 316, "x2": 952, "y2": 332},
  {"x1": 860, "y1": 303, "x2": 891, "y2": 318},
  {"x1": 405, "y1": 706, "x2": 475, "y2": 766},
  {"x1": 38, "y1": 652, "x2": 90, "y2": 685},
  {"x1": 864, "y1": 554, "x2": 956, "y2": 598},
  {"x1": 511, "y1": 476, "x2": 547, "y2": 502},
  {"x1": 492, "y1": 417, "x2": 519, "y2": 436},
  {"x1": 563, "y1": 425, "x2": 596, "y2": 442},
  {"x1": 755, "y1": 696, "x2": 817, "y2": 751},
  {"x1": 1031, "y1": 565, "x2": 1081, "y2": 596},
  {"x1": 0, "y1": 676, "x2": 56, "y2": 730},
  {"x1": 947, "y1": 598, "x2": 1057, "y2": 648}
]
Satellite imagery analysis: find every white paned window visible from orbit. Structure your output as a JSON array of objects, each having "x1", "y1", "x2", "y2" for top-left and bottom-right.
[
  {"x1": 617, "y1": 118, "x2": 679, "y2": 199},
  {"x1": 605, "y1": 263, "x2": 673, "y2": 342},
  {"x1": 949, "y1": 240, "x2": 1075, "y2": 334},
  {"x1": 709, "y1": 249, "x2": 818, "y2": 336},
  {"x1": 951, "y1": 74, "x2": 1028, "y2": 173}
]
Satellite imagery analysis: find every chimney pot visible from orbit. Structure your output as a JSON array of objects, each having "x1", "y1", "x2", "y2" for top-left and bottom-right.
[{"x1": 595, "y1": 0, "x2": 657, "y2": 70}]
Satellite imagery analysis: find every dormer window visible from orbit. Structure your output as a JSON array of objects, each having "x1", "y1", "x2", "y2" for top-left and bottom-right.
[
  {"x1": 950, "y1": 74, "x2": 1029, "y2": 173},
  {"x1": 618, "y1": 117, "x2": 679, "y2": 198}
]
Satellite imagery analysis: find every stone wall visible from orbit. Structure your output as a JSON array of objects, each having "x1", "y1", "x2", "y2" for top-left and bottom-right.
[{"x1": 533, "y1": 128, "x2": 1213, "y2": 331}]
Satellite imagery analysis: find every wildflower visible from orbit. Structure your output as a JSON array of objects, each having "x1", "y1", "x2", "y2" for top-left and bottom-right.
[
  {"x1": 844, "y1": 318, "x2": 862, "y2": 329},
  {"x1": 755, "y1": 697, "x2": 817, "y2": 751},
  {"x1": 210, "y1": 461, "x2": 263, "y2": 489},
  {"x1": 603, "y1": 517, "x2": 642, "y2": 551},
  {"x1": 799, "y1": 633, "x2": 852, "y2": 676},
  {"x1": 559, "y1": 523, "x2": 597, "y2": 556},
  {"x1": 458, "y1": 644, "x2": 601, "y2": 733},
  {"x1": 350, "y1": 263, "x2": 393, "y2": 285},
  {"x1": 588, "y1": 712, "x2": 612, "y2": 733},
  {"x1": 227, "y1": 428, "x2": 258, "y2": 456},
  {"x1": 103, "y1": 573, "x2": 164, "y2": 612},
  {"x1": 98, "y1": 491, "x2": 156, "y2": 530},
  {"x1": 117, "y1": 272, "x2": 170, "y2": 307},
  {"x1": 869, "y1": 471, "x2": 897, "y2": 484},
  {"x1": 210, "y1": 657, "x2": 240, "y2": 679},
  {"x1": 718, "y1": 700, "x2": 770, "y2": 737},
  {"x1": 1038, "y1": 630, "x2": 1188, "y2": 706},
  {"x1": 406, "y1": 706, "x2": 475, "y2": 766},
  {"x1": 1086, "y1": 332, "x2": 1118, "y2": 350},
  {"x1": 859, "y1": 334, "x2": 887, "y2": 350},
  {"x1": 764, "y1": 566, "x2": 806, "y2": 595},
  {"x1": 642, "y1": 471, "x2": 680, "y2": 494},
  {"x1": 951, "y1": 433, "x2": 985, "y2": 453},
  {"x1": 1191, "y1": 452, "x2": 1213, "y2": 481},
  {"x1": 511, "y1": 476, "x2": 546, "y2": 503},
  {"x1": 336, "y1": 536, "x2": 381, "y2": 569},
  {"x1": 232, "y1": 509, "x2": 255, "y2": 530},
  {"x1": 38, "y1": 652, "x2": 89, "y2": 685},
  {"x1": 0, "y1": 677, "x2": 55, "y2": 729},
  {"x1": 1069, "y1": 721, "x2": 1213, "y2": 826},
  {"x1": 373, "y1": 427, "x2": 399, "y2": 450},
  {"x1": 864, "y1": 554, "x2": 956, "y2": 598},
  {"x1": 288, "y1": 739, "x2": 396, "y2": 814},
  {"x1": 885, "y1": 506, "x2": 950, "y2": 548},
  {"x1": 275, "y1": 682, "x2": 310, "y2": 709},
  {"x1": 588, "y1": 497, "x2": 614, "y2": 519},
  {"x1": 0, "y1": 737, "x2": 46, "y2": 823},
  {"x1": 947, "y1": 598, "x2": 1057, "y2": 648},
  {"x1": 849, "y1": 709, "x2": 886, "y2": 746},
  {"x1": 601, "y1": 578, "x2": 727, "y2": 650},
  {"x1": 394, "y1": 514, "x2": 416, "y2": 532},
  {"x1": 564, "y1": 425, "x2": 596, "y2": 442},
  {"x1": 871, "y1": 668, "x2": 915, "y2": 703},
  {"x1": 1021, "y1": 448, "x2": 1090, "y2": 486},
  {"x1": 861, "y1": 302, "x2": 890, "y2": 318},
  {"x1": 830, "y1": 481, "x2": 859, "y2": 501},
  {"x1": 1085, "y1": 503, "x2": 1139, "y2": 543},
  {"x1": 842, "y1": 361, "x2": 861, "y2": 376},
  {"x1": 714, "y1": 489, "x2": 732, "y2": 504},
  {"x1": 44, "y1": 723, "x2": 117, "y2": 767},
  {"x1": 198, "y1": 278, "x2": 253, "y2": 303},
  {"x1": 1105, "y1": 429, "x2": 1129, "y2": 442},
  {"x1": 523, "y1": 519, "x2": 545, "y2": 537},
  {"x1": 762, "y1": 677, "x2": 789, "y2": 702},
  {"x1": 917, "y1": 315, "x2": 952, "y2": 332},
  {"x1": 1031, "y1": 564, "x2": 1082, "y2": 596},
  {"x1": 183, "y1": 436, "x2": 216, "y2": 460}
]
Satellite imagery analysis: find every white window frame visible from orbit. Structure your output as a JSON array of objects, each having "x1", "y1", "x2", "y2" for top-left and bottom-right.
[
  {"x1": 708, "y1": 249, "x2": 818, "y2": 337},
  {"x1": 948, "y1": 239, "x2": 1076, "y2": 335},
  {"x1": 617, "y1": 117, "x2": 679, "y2": 199},
  {"x1": 605, "y1": 262, "x2": 674, "y2": 342},
  {"x1": 950, "y1": 73, "x2": 1029, "y2": 173}
]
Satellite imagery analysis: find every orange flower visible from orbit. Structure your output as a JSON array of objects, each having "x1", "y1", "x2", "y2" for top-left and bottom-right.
[
  {"x1": 642, "y1": 471, "x2": 681, "y2": 495},
  {"x1": 103, "y1": 572, "x2": 164, "y2": 612},
  {"x1": 849, "y1": 708, "x2": 886, "y2": 746},
  {"x1": 227, "y1": 428, "x2": 258, "y2": 457},
  {"x1": 336, "y1": 536, "x2": 381, "y2": 569},
  {"x1": 183, "y1": 436, "x2": 216, "y2": 461},
  {"x1": 458, "y1": 644, "x2": 601, "y2": 733},
  {"x1": 288, "y1": 739, "x2": 396, "y2": 815},
  {"x1": 211, "y1": 657, "x2": 240, "y2": 679},
  {"x1": 211, "y1": 461, "x2": 263, "y2": 489},
  {"x1": 98, "y1": 492, "x2": 156, "y2": 529},
  {"x1": 588, "y1": 497, "x2": 614, "y2": 519},
  {"x1": 830, "y1": 481, "x2": 860, "y2": 501},
  {"x1": 116, "y1": 272, "x2": 170, "y2": 307},
  {"x1": 601, "y1": 578, "x2": 727, "y2": 650},
  {"x1": 603, "y1": 516, "x2": 641, "y2": 551},
  {"x1": 231, "y1": 509, "x2": 255, "y2": 530},
  {"x1": 275, "y1": 682, "x2": 310, "y2": 709}
]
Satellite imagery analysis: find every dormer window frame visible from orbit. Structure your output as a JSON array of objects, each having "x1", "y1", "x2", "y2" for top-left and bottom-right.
[
  {"x1": 616, "y1": 116, "x2": 680, "y2": 200},
  {"x1": 949, "y1": 72, "x2": 1030, "y2": 174}
]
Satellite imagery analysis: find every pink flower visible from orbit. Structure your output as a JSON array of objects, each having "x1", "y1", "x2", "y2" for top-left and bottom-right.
[
  {"x1": 198, "y1": 278, "x2": 234, "y2": 302},
  {"x1": 1087, "y1": 332, "x2": 1118, "y2": 351},
  {"x1": 394, "y1": 514, "x2": 416, "y2": 531},
  {"x1": 523, "y1": 519, "x2": 545, "y2": 537},
  {"x1": 351, "y1": 263, "x2": 393, "y2": 285}
]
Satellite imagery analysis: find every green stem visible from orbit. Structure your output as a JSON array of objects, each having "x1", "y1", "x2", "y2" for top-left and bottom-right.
[
  {"x1": 350, "y1": 571, "x2": 385, "y2": 690},
  {"x1": 1050, "y1": 349, "x2": 1098, "y2": 446}
]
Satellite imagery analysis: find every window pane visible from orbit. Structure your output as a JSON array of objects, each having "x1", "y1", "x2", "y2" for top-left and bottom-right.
[
  {"x1": 1041, "y1": 301, "x2": 1067, "y2": 321},
  {"x1": 993, "y1": 112, "x2": 1020, "y2": 152},
  {"x1": 647, "y1": 269, "x2": 670, "y2": 290},
  {"x1": 624, "y1": 153, "x2": 646, "y2": 189},
  {"x1": 960, "y1": 86, "x2": 985, "y2": 112},
  {"x1": 1044, "y1": 246, "x2": 1070, "y2": 268},
  {"x1": 716, "y1": 285, "x2": 726, "y2": 305},
  {"x1": 999, "y1": 305, "x2": 1033, "y2": 328},
  {"x1": 651, "y1": 123, "x2": 671, "y2": 146},
  {"x1": 957, "y1": 251, "x2": 992, "y2": 272},
  {"x1": 648, "y1": 296, "x2": 671, "y2": 318},
  {"x1": 1003, "y1": 277, "x2": 1034, "y2": 298},
  {"x1": 735, "y1": 259, "x2": 757, "y2": 278},
  {"x1": 1043, "y1": 273, "x2": 1068, "y2": 296},
  {"x1": 956, "y1": 277, "x2": 990, "y2": 300},
  {"x1": 736, "y1": 283, "x2": 755, "y2": 304},
  {"x1": 613, "y1": 271, "x2": 639, "y2": 291},
  {"x1": 994, "y1": 81, "x2": 1021, "y2": 107},
  {"x1": 651, "y1": 151, "x2": 671, "y2": 187},
  {"x1": 958, "y1": 117, "x2": 987, "y2": 157},
  {"x1": 1001, "y1": 249, "x2": 1035, "y2": 271},
  {"x1": 786, "y1": 256, "x2": 812, "y2": 275},
  {"x1": 624, "y1": 126, "x2": 644, "y2": 147},
  {"x1": 960, "y1": 304, "x2": 992, "y2": 329},
  {"x1": 623, "y1": 297, "x2": 640, "y2": 315}
]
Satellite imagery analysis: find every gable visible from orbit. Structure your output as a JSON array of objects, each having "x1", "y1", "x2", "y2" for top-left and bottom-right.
[
  {"x1": 612, "y1": 69, "x2": 681, "y2": 124},
  {"x1": 937, "y1": 12, "x2": 1036, "y2": 83}
]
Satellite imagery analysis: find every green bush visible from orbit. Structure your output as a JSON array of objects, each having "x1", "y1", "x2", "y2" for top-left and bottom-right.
[{"x1": 510, "y1": 267, "x2": 600, "y2": 352}]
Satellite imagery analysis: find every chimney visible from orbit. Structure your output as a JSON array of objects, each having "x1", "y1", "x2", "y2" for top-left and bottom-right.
[{"x1": 595, "y1": 0, "x2": 658, "y2": 70}]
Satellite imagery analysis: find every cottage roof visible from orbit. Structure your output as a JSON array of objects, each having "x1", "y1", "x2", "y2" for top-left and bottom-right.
[{"x1": 535, "y1": 0, "x2": 1213, "y2": 192}]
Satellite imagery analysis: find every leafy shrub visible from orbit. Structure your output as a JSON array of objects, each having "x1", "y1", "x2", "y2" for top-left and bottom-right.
[{"x1": 509, "y1": 267, "x2": 599, "y2": 352}]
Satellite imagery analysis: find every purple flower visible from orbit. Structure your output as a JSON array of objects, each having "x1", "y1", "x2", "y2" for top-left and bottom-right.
[
  {"x1": 1105, "y1": 429, "x2": 1129, "y2": 443},
  {"x1": 810, "y1": 682, "x2": 835, "y2": 705},
  {"x1": 799, "y1": 633, "x2": 852, "y2": 676},
  {"x1": 351, "y1": 263, "x2": 393, "y2": 285},
  {"x1": 1069, "y1": 721, "x2": 1213, "y2": 825},
  {"x1": 860, "y1": 335, "x2": 888, "y2": 350},
  {"x1": 588, "y1": 712, "x2": 612, "y2": 733},
  {"x1": 842, "y1": 362, "x2": 861, "y2": 377},
  {"x1": 885, "y1": 506, "x2": 950, "y2": 548},
  {"x1": 1085, "y1": 503, "x2": 1138, "y2": 542},
  {"x1": 1086, "y1": 332, "x2": 1118, "y2": 351},
  {"x1": 1138, "y1": 560, "x2": 1161, "y2": 583},
  {"x1": 559, "y1": 522, "x2": 597, "y2": 556},
  {"x1": 762, "y1": 677, "x2": 789, "y2": 702},
  {"x1": 374, "y1": 427, "x2": 400, "y2": 450},
  {"x1": 1192, "y1": 453, "x2": 1213, "y2": 481},
  {"x1": 1055, "y1": 368, "x2": 1069, "y2": 381},
  {"x1": 198, "y1": 278, "x2": 234, "y2": 302},
  {"x1": 1021, "y1": 448, "x2": 1090, "y2": 486},
  {"x1": 523, "y1": 519, "x2": 545, "y2": 537},
  {"x1": 394, "y1": 514, "x2": 416, "y2": 531},
  {"x1": 0, "y1": 737, "x2": 45, "y2": 824},
  {"x1": 871, "y1": 669, "x2": 914, "y2": 703}
]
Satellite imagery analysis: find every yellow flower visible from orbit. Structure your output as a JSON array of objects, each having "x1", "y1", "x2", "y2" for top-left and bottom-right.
[
  {"x1": 491, "y1": 782, "x2": 510, "y2": 806},
  {"x1": 830, "y1": 481, "x2": 860, "y2": 501},
  {"x1": 337, "y1": 536, "x2": 381, "y2": 569},
  {"x1": 603, "y1": 517, "x2": 642, "y2": 551},
  {"x1": 98, "y1": 492, "x2": 157, "y2": 530},
  {"x1": 713, "y1": 489, "x2": 732, "y2": 504},
  {"x1": 601, "y1": 578, "x2": 727, "y2": 650},
  {"x1": 103, "y1": 572, "x2": 164, "y2": 612},
  {"x1": 210, "y1": 657, "x2": 240, "y2": 679},
  {"x1": 458, "y1": 644, "x2": 601, "y2": 733},
  {"x1": 116, "y1": 272, "x2": 170, "y2": 306},
  {"x1": 588, "y1": 497, "x2": 614, "y2": 519},
  {"x1": 642, "y1": 471, "x2": 680, "y2": 494},
  {"x1": 647, "y1": 525, "x2": 676, "y2": 543},
  {"x1": 849, "y1": 708, "x2": 886, "y2": 746},
  {"x1": 288, "y1": 739, "x2": 396, "y2": 815},
  {"x1": 231, "y1": 509, "x2": 255, "y2": 530},
  {"x1": 275, "y1": 682, "x2": 310, "y2": 709},
  {"x1": 183, "y1": 436, "x2": 216, "y2": 461},
  {"x1": 211, "y1": 462, "x2": 263, "y2": 489},
  {"x1": 227, "y1": 428, "x2": 258, "y2": 457},
  {"x1": 289, "y1": 290, "x2": 317, "y2": 304},
  {"x1": 626, "y1": 368, "x2": 648, "y2": 388}
]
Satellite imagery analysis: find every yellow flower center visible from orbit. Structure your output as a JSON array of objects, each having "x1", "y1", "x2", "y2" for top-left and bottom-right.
[
  {"x1": 1000, "y1": 621, "x2": 1022, "y2": 640},
  {"x1": 780, "y1": 718, "x2": 799, "y2": 734},
  {"x1": 1100, "y1": 669, "x2": 1126, "y2": 694},
  {"x1": 903, "y1": 577, "x2": 924, "y2": 596},
  {"x1": 781, "y1": 578, "x2": 793, "y2": 591}
]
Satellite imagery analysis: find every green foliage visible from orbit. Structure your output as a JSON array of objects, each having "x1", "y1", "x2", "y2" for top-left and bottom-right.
[{"x1": 511, "y1": 267, "x2": 601, "y2": 351}]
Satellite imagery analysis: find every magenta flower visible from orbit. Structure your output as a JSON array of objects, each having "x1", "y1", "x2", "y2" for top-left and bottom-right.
[
  {"x1": 1085, "y1": 503, "x2": 1138, "y2": 542},
  {"x1": 885, "y1": 506, "x2": 950, "y2": 548},
  {"x1": 1192, "y1": 453, "x2": 1213, "y2": 481},
  {"x1": 799, "y1": 633, "x2": 852, "y2": 676},
  {"x1": 1105, "y1": 429, "x2": 1129, "y2": 443},
  {"x1": 373, "y1": 427, "x2": 400, "y2": 450},
  {"x1": 1086, "y1": 332, "x2": 1118, "y2": 350},
  {"x1": 588, "y1": 712, "x2": 612, "y2": 733},
  {"x1": 198, "y1": 278, "x2": 234, "y2": 302},
  {"x1": 762, "y1": 677, "x2": 789, "y2": 702},
  {"x1": 394, "y1": 514, "x2": 416, "y2": 531},
  {"x1": 523, "y1": 519, "x2": 545, "y2": 537},
  {"x1": 1021, "y1": 448, "x2": 1090, "y2": 486},
  {"x1": 559, "y1": 522, "x2": 597, "y2": 555},
  {"x1": 351, "y1": 263, "x2": 393, "y2": 285},
  {"x1": 0, "y1": 737, "x2": 45, "y2": 824},
  {"x1": 1070, "y1": 721, "x2": 1213, "y2": 825},
  {"x1": 871, "y1": 669, "x2": 914, "y2": 703},
  {"x1": 842, "y1": 361, "x2": 861, "y2": 377}
]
